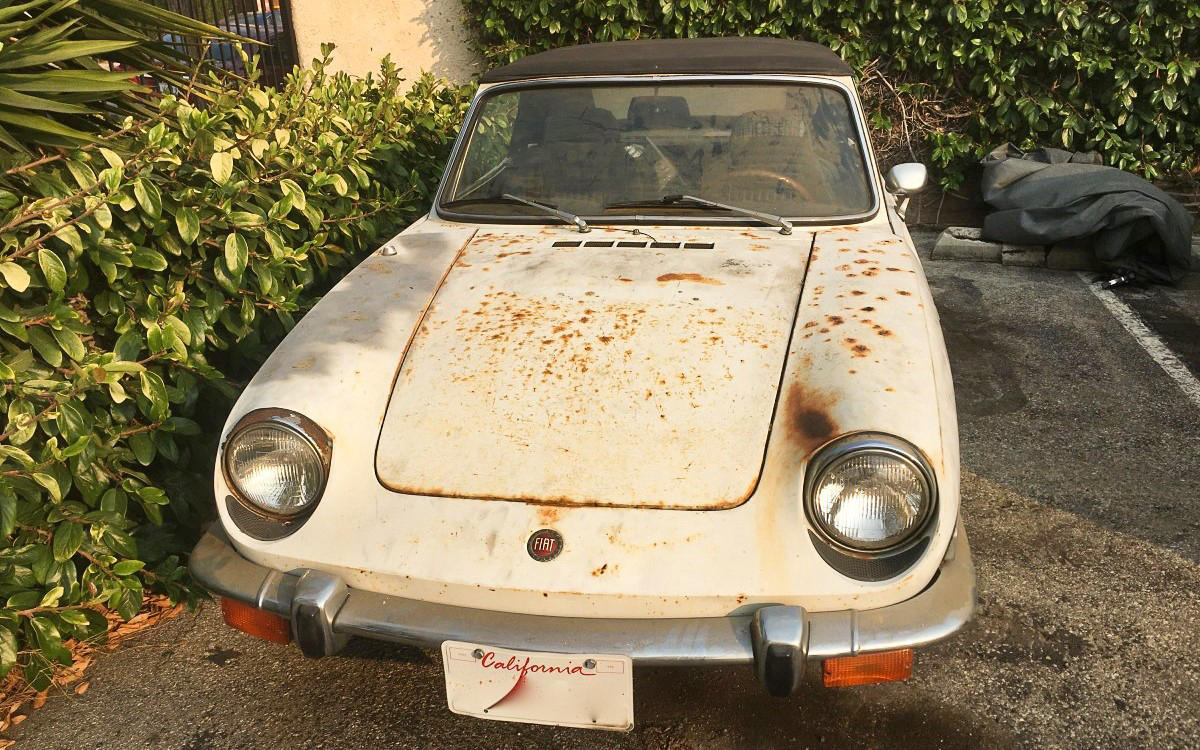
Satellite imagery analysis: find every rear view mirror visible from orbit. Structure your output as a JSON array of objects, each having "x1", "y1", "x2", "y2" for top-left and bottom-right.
[{"x1": 885, "y1": 163, "x2": 928, "y2": 196}]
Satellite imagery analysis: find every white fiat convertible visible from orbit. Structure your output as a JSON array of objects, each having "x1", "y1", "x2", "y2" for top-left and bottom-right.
[{"x1": 191, "y1": 37, "x2": 975, "y2": 731}]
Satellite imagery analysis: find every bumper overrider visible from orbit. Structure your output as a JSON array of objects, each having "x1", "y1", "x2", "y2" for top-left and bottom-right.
[{"x1": 189, "y1": 520, "x2": 975, "y2": 696}]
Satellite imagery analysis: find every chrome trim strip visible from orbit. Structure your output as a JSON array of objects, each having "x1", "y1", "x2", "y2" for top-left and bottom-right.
[
  {"x1": 432, "y1": 74, "x2": 882, "y2": 226},
  {"x1": 190, "y1": 520, "x2": 974, "y2": 667}
]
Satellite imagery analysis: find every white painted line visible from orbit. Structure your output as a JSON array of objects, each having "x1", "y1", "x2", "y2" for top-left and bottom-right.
[{"x1": 1080, "y1": 272, "x2": 1200, "y2": 410}]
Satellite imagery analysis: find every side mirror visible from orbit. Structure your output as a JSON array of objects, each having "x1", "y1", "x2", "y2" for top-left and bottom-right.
[{"x1": 884, "y1": 163, "x2": 928, "y2": 196}]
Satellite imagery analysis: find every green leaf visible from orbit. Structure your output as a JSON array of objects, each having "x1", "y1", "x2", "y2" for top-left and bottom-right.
[
  {"x1": 210, "y1": 151, "x2": 233, "y2": 185},
  {"x1": 114, "y1": 330, "x2": 142, "y2": 361},
  {"x1": 98, "y1": 147, "x2": 123, "y2": 169},
  {"x1": 0, "y1": 261, "x2": 30, "y2": 292},
  {"x1": 133, "y1": 178, "x2": 162, "y2": 218},
  {"x1": 33, "y1": 471, "x2": 61, "y2": 501},
  {"x1": 28, "y1": 615, "x2": 71, "y2": 666},
  {"x1": 279, "y1": 178, "x2": 306, "y2": 210},
  {"x1": 0, "y1": 445, "x2": 34, "y2": 469},
  {"x1": 5, "y1": 399, "x2": 36, "y2": 445},
  {"x1": 0, "y1": 39, "x2": 139, "y2": 70},
  {"x1": 224, "y1": 232, "x2": 248, "y2": 277},
  {"x1": 56, "y1": 399, "x2": 90, "y2": 441},
  {"x1": 0, "y1": 107, "x2": 92, "y2": 142},
  {"x1": 52, "y1": 521, "x2": 84, "y2": 561},
  {"x1": 57, "y1": 609, "x2": 91, "y2": 628},
  {"x1": 53, "y1": 224, "x2": 83, "y2": 253},
  {"x1": 27, "y1": 327, "x2": 62, "y2": 367},
  {"x1": 130, "y1": 246, "x2": 168, "y2": 271},
  {"x1": 136, "y1": 486, "x2": 169, "y2": 506},
  {"x1": 175, "y1": 206, "x2": 199, "y2": 244},
  {"x1": 164, "y1": 314, "x2": 191, "y2": 345},
  {"x1": 264, "y1": 227, "x2": 286, "y2": 258},
  {"x1": 51, "y1": 325, "x2": 87, "y2": 362},
  {"x1": 38, "y1": 585, "x2": 64, "y2": 608},
  {"x1": 129, "y1": 431, "x2": 155, "y2": 465},
  {"x1": 0, "y1": 486, "x2": 16, "y2": 538},
  {"x1": 65, "y1": 159, "x2": 97, "y2": 190},
  {"x1": 37, "y1": 248, "x2": 67, "y2": 293},
  {"x1": 0, "y1": 628, "x2": 16, "y2": 680},
  {"x1": 111, "y1": 584, "x2": 141, "y2": 621},
  {"x1": 138, "y1": 370, "x2": 169, "y2": 421},
  {"x1": 112, "y1": 559, "x2": 145, "y2": 576}
]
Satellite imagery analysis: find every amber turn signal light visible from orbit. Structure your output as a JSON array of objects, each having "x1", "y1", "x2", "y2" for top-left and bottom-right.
[
  {"x1": 822, "y1": 649, "x2": 914, "y2": 687},
  {"x1": 220, "y1": 597, "x2": 290, "y2": 644}
]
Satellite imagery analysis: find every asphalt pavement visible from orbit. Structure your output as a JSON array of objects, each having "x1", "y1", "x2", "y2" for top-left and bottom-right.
[{"x1": 10, "y1": 231, "x2": 1200, "y2": 750}]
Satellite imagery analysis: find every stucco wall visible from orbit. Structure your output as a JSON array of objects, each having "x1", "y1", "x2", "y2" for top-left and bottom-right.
[{"x1": 290, "y1": 0, "x2": 481, "y2": 83}]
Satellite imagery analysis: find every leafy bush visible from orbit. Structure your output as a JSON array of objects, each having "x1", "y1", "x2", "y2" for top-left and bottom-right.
[
  {"x1": 0, "y1": 0, "x2": 237, "y2": 151},
  {"x1": 0, "y1": 50, "x2": 470, "y2": 688},
  {"x1": 464, "y1": 0, "x2": 1200, "y2": 186}
]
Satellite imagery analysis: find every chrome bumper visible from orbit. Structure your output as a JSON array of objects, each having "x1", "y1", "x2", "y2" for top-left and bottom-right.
[{"x1": 190, "y1": 520, "x2": 974, "y2": 696}]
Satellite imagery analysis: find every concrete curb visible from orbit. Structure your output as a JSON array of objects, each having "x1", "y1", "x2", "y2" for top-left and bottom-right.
[{"x1": 930, "y1": 226, "x2": 1200, "y2": 273}]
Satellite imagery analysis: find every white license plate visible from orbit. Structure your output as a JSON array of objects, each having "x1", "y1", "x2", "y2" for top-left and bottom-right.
[{"x1": 441, "y1": 641, "x2": 634, "y2": 731}]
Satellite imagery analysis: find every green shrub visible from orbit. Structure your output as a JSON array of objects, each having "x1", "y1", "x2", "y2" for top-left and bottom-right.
[
  {"x1": 0, "y1": 0, "x2": 237, "y2": 152},
  {"x1": 0, "y1": 50, "x2": 471, "y2": 689},
  {"x1": 464, "y1": 0, "x2": 1200, "y2": 187}
]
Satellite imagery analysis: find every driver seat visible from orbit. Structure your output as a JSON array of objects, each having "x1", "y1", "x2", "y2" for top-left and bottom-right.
[{"x1": 702, "y1": 109, "x2": 829, "y2": 206}]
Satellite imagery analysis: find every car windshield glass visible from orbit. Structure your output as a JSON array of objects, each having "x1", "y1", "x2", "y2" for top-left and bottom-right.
[{"x1": 440, "y1": 81, "x2": 875, "y2": 220}]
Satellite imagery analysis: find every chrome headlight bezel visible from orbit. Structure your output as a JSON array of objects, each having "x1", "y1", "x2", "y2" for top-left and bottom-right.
[
  {"x1": 221, "y1": 408, "x2": 332, "y2": 521},
  {"x1": 803, "y1": 433, "x2": 937, "y2": 557}
]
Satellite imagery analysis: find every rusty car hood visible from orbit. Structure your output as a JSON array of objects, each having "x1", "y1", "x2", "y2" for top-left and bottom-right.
[{"x1": 375, "y1": 230, "x2": 814, "y2": 509}]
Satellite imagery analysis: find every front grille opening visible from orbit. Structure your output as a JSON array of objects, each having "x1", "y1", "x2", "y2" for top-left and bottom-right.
[
  {"x1": 685, "y1": 242, "x2": 715, "y2": 249},
  {"x1": 552, "y1": 240, "x2": 581, "y2": 247},
  {"x1": 617, "y1": 241, "x2": 648, "y2": 247},
  {"x1": 584, "y1": 240, "x2": 615, "y2": 247},
  {"x1": 651, "y1": 241, "x2": 681, "y2": 248}
]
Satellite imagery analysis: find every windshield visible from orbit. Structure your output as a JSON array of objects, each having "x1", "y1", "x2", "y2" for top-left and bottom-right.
[{"x1": 440, "y1": 80, "x2": 875, "y2": 221}]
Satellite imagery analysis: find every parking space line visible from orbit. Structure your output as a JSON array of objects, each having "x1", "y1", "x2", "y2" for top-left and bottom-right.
[{"x1": 1080, "y1": 272, "x2": 1200, "y2": 409}]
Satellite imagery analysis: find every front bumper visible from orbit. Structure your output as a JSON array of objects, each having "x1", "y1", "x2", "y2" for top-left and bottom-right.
[{"x1": 190, "y1": 519, "x2": 975, "y2": 696}]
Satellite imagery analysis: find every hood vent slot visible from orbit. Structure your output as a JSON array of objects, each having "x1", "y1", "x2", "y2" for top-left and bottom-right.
[{"x1": 550, "y1": 239, "x2": 717, "y2": 249}]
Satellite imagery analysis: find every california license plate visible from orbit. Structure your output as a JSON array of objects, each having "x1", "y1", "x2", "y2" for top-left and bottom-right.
[{"x1": 441, "y1": 641, "x2": 634, "y2": 731}]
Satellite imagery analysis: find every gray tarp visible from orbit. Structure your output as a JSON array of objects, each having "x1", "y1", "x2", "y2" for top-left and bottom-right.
[{"x1": 980, "y1": 144, "x2": 1195, "y2": 284}]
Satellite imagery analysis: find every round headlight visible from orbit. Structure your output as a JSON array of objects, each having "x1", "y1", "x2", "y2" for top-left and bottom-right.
[
  {"x1": 225, "y1": 421, "x2": 326, "y2": 517},
  {"x1": 807, "y1": 438, "x2": 934, "y2": 553}
]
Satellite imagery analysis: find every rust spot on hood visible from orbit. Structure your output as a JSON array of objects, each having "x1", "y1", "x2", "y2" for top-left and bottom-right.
[
  {"x1": 783, "y1": 381, "x2": 838, "y2": 453},
  {"x1": 656, "y1": 273, "x2": 724, "y2": 285}
]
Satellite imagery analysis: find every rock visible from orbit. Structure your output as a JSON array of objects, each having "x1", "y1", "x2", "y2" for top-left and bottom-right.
[
  {"x1": 932, "y1": 226, "x2": 1002, "y2": 262},
  {"x1": 1001, "y1": 245, "x2": 1047, "y2": 267}
]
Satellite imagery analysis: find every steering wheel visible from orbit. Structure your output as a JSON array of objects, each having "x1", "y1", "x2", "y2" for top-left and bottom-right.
[{"x1": 724, "y1": 168, "x2": 815, "y2": 202}]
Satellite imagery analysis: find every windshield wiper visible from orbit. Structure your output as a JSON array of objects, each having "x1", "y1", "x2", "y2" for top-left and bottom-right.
[
  {"x1": 605, "y1": 194, "x2": 793, "y2": 235},
  {"x1": 502, "y1": 193, "x2": 589, "y2": 233},
  {"x1": 441, "y1": 193, "x2": 589, "y2": 233}
]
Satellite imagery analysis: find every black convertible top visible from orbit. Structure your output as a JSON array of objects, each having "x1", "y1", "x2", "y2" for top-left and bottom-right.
[{"x1": 479, "y1": 37, "x2": 853, "y2": 83}]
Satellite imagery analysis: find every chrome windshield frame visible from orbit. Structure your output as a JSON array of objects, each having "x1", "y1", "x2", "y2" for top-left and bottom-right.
[{"x1": 433, "y1": 74, "x2": 883, "y2": 227}]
